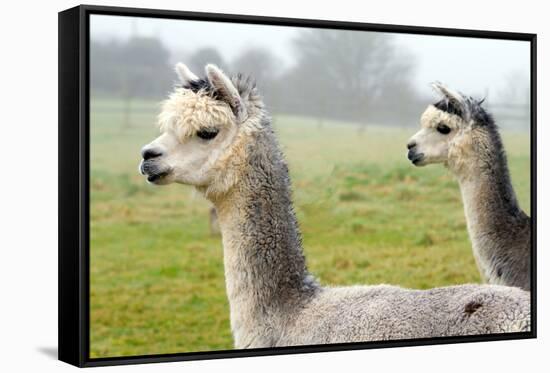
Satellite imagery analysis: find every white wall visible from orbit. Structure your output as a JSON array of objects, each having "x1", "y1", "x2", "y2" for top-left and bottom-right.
[{"x1": 0, "y1": 0, "x2": 546, "y2": 372}]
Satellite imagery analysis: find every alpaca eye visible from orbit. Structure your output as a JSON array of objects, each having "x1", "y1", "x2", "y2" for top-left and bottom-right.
[
  {"x1": 436, "y1": 123, "x2": 451, "y2": 135},
  {"x1": 196, "y1": 128, "x2": 219, "y2": 140}
]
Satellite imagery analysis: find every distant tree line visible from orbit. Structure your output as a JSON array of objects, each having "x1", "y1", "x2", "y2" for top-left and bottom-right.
[
  {"x1": 91, "y1": 30, "x2": 426, "y2": 126},
  {"x1": 90, "y1": 37, "x2": 173, "y2": 98},
  {"x1": 276, "y1": 30, "x2": 424, "y2": 126}
]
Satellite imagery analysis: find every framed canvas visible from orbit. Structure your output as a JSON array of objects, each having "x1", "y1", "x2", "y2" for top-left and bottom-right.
[{"x1": 58, "y1": 4, "x2": 537, "y2": 367}]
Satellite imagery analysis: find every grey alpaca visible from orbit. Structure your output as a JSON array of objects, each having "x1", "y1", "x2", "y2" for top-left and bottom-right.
[
  {"x1": 140, "y1": 64, "x2": 530, "y2": 348},
  {"x1": 407, "y1": 83, "x2": 531, "y2": 290}
]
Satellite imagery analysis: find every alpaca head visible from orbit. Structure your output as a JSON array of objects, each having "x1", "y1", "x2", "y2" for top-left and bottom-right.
[
  {"x1": 139, "y1": 63, "x2": 263, "y2": 196},
  {"x1": 406, "y1": 82, "x2": 496, "y2": 173}
]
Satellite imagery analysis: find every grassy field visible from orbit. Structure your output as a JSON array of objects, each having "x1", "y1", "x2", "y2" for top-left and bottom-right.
[{"x1": 89, "y1": 98, "x2": 531, "y2": 358}]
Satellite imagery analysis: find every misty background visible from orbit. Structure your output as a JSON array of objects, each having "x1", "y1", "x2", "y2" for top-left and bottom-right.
[
  {"x1": 90, "y1": 14, "x2": 531, "y2": 131},
  {"x1": 87, "y1": 14, "x2": 532, "y2": 357}
]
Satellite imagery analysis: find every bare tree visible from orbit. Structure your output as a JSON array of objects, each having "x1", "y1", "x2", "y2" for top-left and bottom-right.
[
  {"x1": 90, "y1": 37, "x2": 172, "y2": 130},
  {"x1": 188, "y1": 47, "x2": 226, "y2": 75},
  {"x1": 282, "y1": 29, "x2": 420, "y2": 128},
  {"x1": 494, "y1": 71, "x2": 530, "y2": 131},
  {"x1": 231, "y1": 47, "x2": 279, "y2": 87},
  {"x1": 230, "y1": 47, "x2": 283, "y2": 111}
]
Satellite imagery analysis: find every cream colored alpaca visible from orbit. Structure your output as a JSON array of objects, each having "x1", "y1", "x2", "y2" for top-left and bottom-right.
[
  {"x1": 407, "y1": 83, "x2": 531, "y2": 290},
  {"x1": 140, "y1": 65, "x2": 530, "y2": 349}
]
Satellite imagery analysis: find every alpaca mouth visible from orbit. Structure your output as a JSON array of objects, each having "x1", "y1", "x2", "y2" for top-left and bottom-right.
[
  {"x1": 146, "y1": 172, "x2": 169, "y2": 183},
  {"x1": 140, "y1": 161, "x2": 171, "y2": 183},
  {"x1": 407, "y1": 151, "x2": 425, "y2": 166}
]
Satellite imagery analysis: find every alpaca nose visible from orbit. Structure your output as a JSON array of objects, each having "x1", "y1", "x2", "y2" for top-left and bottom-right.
[
  {"x1": 142, "y1": 147, "x2": 163, "y2": 160},
  {"x1": 407, "y1": 141, "x2": 416, "y2": 150}
]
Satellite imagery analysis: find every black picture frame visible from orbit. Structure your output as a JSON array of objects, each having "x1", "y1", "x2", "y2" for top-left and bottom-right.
[{"x1": 58, "y1": 4, "x2": 537, "y2": 367}]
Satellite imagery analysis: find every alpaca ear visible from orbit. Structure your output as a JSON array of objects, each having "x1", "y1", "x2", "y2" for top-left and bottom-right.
[
  {"x1": 175, "y1": 63, "x2": 199, "y2": 84},
  {"x1": 205, "y1": 64, "x2": 247, "y2": 121},
  {"x1": 431, "y1": 82, "x2": 467, "y2": 117}
]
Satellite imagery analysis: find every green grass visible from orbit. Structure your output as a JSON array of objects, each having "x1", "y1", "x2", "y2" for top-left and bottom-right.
[{"x1": 89, "y1": 100, "x2": 531, "y2": 358}]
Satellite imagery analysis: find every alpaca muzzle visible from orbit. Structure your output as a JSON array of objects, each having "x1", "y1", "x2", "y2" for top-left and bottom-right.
[
  {"x1": 407, "y1": 150, "x2": 425, "y2": 165},
  {"x1": 140, "y1": 160, "x2": 171, "y2": 183}
]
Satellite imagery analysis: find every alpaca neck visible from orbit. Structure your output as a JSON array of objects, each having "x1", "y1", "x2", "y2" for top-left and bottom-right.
[
  {"x1": 452, "y1": 131, "x2": 526, "y2": 278},
  {"x1": 211, "y1": 128, "x2": 318, "y2": 347},
  {"x1": 458, "y1": 171, "x2": 522, "y2": 238}
]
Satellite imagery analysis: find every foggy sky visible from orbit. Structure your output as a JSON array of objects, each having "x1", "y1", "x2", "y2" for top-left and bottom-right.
[{"x1": 90, "y1": 14, "x2": 530, "y2": 100}]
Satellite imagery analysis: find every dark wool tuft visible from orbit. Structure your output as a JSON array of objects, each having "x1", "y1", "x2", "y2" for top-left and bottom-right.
[
  {"x1": 434, "y1": 99, "x2": 463, "y2": 118},
  {"x1": 468, "y1": 99, "x2": 496, "y2": 128},
  {"x1": 180, "y1": 73, "x2": 258, "y2": 103},
  {"x1": 181, "y1": 78, "x2": 219, "y2": 98},
  {"x1": 435, "y1": 96, "x2": 496, "y2": 128}
]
